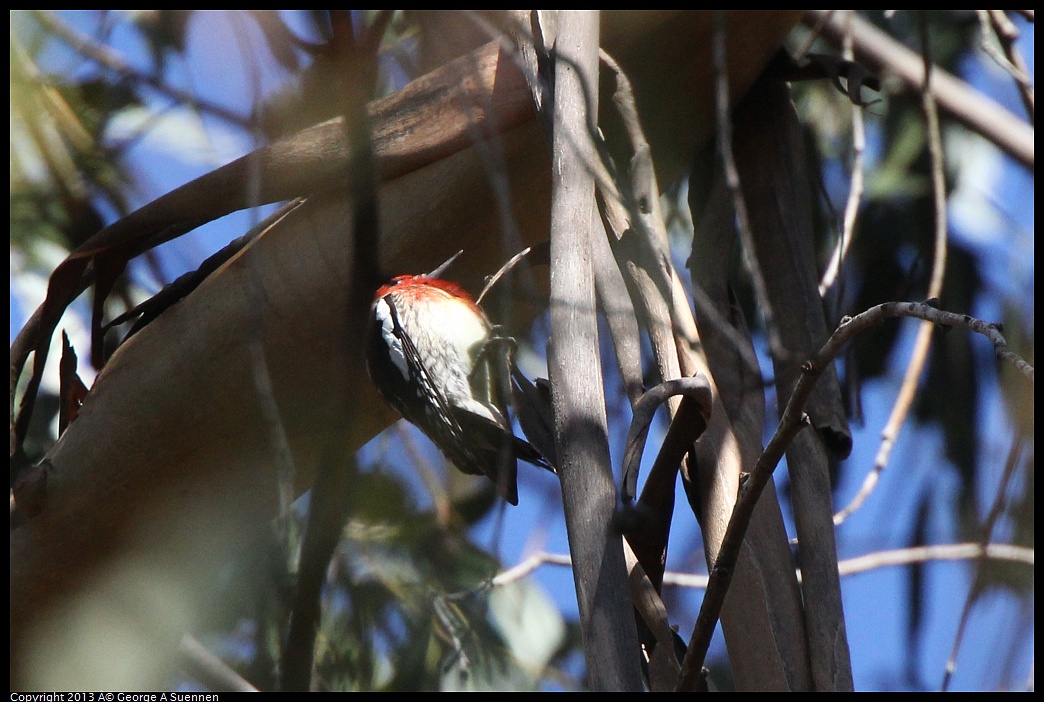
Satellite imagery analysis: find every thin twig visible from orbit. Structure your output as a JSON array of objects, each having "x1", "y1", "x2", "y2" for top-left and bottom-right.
[
  {"x1": 839, "y1": 541, "x2": 1034, "y2": 575},
  {"x1": 942, "y1": 433, "x2": 1027, "y2": 691},
  {"x1": 476, "y1": 243, "x2": 547, "y2": 305},
  {"x1": 674, "y1": 300, "x2": 1033, "y2": 691},
  {"x1": 792, "y1": 9, "x2": 836, "y2": 62},
  {"x1": 662, "y1": 542, "x2": 1034, "y2": 589},
  {"x1": 819, "y1": 11, "x2": 865, "y2": 298},
  {"x1": 178, "y1": 634, "x2": 259, "y2": 692},
  {"x1": 491, "y1": 540, "x2": 1034, "y2": 590},
  {"x1": 491, "y1": 550, "x2": 572, "y2": 586},
  {"x1": 981, "y1": 10, "x2": 1034, "y2": 124},
  {"x1": 834, "y1": 16, "x2": 950, "y2": 529}
]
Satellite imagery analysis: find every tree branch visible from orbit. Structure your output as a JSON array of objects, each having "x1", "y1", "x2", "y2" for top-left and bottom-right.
[
  {"x1": 819, "y1": 11, "x2": 866, "y2": 299},
  {"x1": 942, "y1": 433, "x2": 1029, "y2": 691},
  {"x1": 676, "y1": 301, "x2": 1034, "y2": 690},
  {"x1": 496, "y1": 541, "x2": 1035, "y2": 591},
  {"x1": 978, "y1": 10, "x2": 1034, "y2": 124}
]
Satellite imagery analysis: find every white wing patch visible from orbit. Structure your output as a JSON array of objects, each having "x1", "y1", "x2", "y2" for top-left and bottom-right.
[{"x1": 375, "y1": 297, "x2": 410, "y2": 381}]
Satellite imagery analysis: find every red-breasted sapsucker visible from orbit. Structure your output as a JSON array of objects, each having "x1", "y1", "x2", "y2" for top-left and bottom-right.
[{"x1": 365, "y1": 269, "x2": 552, "y2": 505}]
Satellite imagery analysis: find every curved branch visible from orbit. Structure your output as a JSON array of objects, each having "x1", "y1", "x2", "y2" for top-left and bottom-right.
[{"x1": 620, "y1": 376, "x2": 712, "y2": 502}]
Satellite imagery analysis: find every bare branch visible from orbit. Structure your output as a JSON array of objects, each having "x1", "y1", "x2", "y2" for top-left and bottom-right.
[
  {"x1": 977, "y1": 10, "x2": 1034, "y2": 124},
  {"x1": 730, "y1": 42, "x2": 855, "y2": 689},
  {"x1": 595, "y1": 58, "x2": 687, "y2": 407},
  {"x1": 600, "y1": 49, "x2": 760, "y2": 385},
  {"x1": 178, "y1": 634, "x2": 259, "y2": 692},
  {"x1": 942, "y1": 433, "x2": 1029, "y2": 691},
  {"x1": 792, "y1": 9, "x2": 836, "y2": 61},
  {"x1": 836, "y1": 542, "x2": 1034, "y2": 576},
  {"x1": 491, "y1": 550, "x2": 572, "y2": 587},
  {"x1": 676, "y1": 300, "x2": 1034, "y2": 690},
  {"x1": 662, "y1": 543, "x2": 1034, "y2": 589},
  {"x1": 819, "y1": 11, "x2": 866, "y2": 298},
  {"x1": 834, "y1": 17, "x2": 951, "y2": 529},
  {"x1": 510, "y1": 541, "x2": 1035, "y2": 591},
  {"x1": 685, "y1": 36, "x2": 813, "y2": 692}
]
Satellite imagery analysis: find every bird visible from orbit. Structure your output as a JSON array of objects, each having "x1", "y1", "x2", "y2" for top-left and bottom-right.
[{"x1": 365, "y1": 259, "x2": 553, "y2": 505}]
